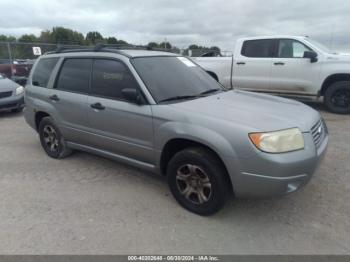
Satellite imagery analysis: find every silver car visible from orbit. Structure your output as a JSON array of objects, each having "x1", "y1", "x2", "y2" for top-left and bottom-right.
[
  {"x1": 24, "y1": 47, "x2": 328, "y2": 215},
  {"x1": 0, "y1": 73, "x2": 25, "y2": 112}
]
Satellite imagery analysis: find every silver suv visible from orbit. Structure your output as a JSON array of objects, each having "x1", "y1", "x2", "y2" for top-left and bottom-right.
[{"x1": 24, "y1": 46, "x2": 328, "y2": 215}]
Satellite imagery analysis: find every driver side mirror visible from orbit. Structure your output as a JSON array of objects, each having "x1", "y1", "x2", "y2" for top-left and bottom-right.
[
  {"x1": 304, "y1": 51, "x2": 318, "y2": 63},
  {"x1": 122, "y1": 88, "x2": 144, "y2": 105}
]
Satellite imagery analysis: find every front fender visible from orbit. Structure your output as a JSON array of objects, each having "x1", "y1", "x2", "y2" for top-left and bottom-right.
[{"x1": 154, "y1": 121, "x2": 243, "y2": 179}]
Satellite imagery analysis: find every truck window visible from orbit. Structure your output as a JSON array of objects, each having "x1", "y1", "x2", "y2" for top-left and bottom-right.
[
  {"x1": 55, "y1": 58, "x2": 92, "y2": 94},
  {"x1": 32, "y1": 58, "x2": 59, "y2": 88},
  {"x1": 277, "y1": 39, "x2": 311, "y2": 58},
  {"x1": 241, "y1": 39, "x2": 274, "y2": 58}
]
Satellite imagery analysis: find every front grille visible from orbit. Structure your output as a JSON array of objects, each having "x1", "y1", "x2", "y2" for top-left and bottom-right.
[
  {"x1": 0, "y1": 91, "x2": 12, "y2": 99},
  {"x1": 311, "y1": 119, "x2": 327, "y2": 148}
]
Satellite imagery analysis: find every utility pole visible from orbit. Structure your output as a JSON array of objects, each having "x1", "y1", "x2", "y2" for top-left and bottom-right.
[{"x1": 7, "y1": 42, "x2": 13, "y2": 79}]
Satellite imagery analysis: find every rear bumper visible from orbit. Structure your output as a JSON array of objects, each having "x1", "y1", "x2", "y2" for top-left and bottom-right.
[
  {"x1": 0, "y1": 94, "x2": 24, "y2": 111},
  {"x1": 225, "y1": 133, "x2": 328, "y2": 198}
]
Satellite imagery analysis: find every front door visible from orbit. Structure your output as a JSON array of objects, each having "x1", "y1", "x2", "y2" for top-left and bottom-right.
[
  {"x1": 87, "y1": 58, "x2": 154, "y2": 164},
  {"x1": 269, "y1": 39, "x2": 321, "y2": 95}
]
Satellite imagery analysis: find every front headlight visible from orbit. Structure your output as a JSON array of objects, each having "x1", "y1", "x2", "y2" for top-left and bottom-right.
[
  {"x1": 249, "y1": 128, "x2": 304, "y2": 153},
  {"x1": 15, "y1": 86, "x2": 24, "y2": 95}
]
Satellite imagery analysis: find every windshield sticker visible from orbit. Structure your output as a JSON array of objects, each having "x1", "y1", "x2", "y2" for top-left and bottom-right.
[{"x1": 177, "y1": 57, "x2": 196, "y2": 67}]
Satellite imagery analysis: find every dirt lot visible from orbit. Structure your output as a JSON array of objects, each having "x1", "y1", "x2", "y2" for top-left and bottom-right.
[{"x1": 0, "y1": 102, "x2": 349, "y2": 254}]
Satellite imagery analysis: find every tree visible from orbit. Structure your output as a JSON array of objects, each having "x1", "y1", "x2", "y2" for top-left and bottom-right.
[
  {"x1": 210, "y1": 46, "x2": 221, "y2": 52},
  {"x1": 159, "y1": 42, "x2": 172, "y2": 49},
  {"x1": 106, "y1": 37, "x2": 118, "y2": 44},
  {"x1": 0, "y1": 35, "x2": 16, "y2": 42},
  {"x1": 147, "y1": 42, "x2": 159, "y2": 48},
  {"x1": 42, "y1": 27, "x2": 86, "y2": 45},
  {"x1": 18, "y1": 34, "x2": 38, "y2": 43},
  {"x1": 86, "y1": 31, "x2": 104, "y2": 45},
  {"x1": 188, "y1": 44, "x2": 199, "y2": 50},
  {"x1": 116, "y1": 39, "x2": 128, "y2": 45}
]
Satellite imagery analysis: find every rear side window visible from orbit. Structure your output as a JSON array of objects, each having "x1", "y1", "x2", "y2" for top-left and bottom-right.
[
  {"x1": 32, "y1": 58, "x2": 59, "y2": 87},
  {"x1": 91, "y1": 59, "x2": 139, "y2": 100},
  {"x1": 55, "y1": 59, "x2": 92, "y2": 93},
  {"x1": 241, "y1": 39, "x2": 275, "y2": 58}
]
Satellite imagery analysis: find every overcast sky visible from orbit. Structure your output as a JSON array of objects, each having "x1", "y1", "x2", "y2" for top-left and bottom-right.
[{"x1": 1, "y1": 0, "x2": 350, "y2": 52}]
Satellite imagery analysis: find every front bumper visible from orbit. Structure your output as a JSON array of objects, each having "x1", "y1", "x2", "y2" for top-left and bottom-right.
[
  {"x1": 0, "y1": 94, "x2": 24, "y2": 111},
  {"x1": 225, "y1": 132, "x2": 328, "y2": 198}
]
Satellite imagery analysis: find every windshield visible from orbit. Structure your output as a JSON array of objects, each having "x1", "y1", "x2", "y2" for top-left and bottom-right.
[
  {"x1": 131, "y1": 56, "x2": 225, "y2": 103},
  {"x1": 304, "y1": 38, "x2": 333, "y2": 53}
]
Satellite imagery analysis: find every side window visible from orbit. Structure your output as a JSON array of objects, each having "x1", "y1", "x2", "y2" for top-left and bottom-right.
[
  {"x1": 241, "y1": 40, "x2": 274, "y2": 58},
  {"x1": 55, "y1": 58, "x2": 92, "y2": 93},
  {"x1": 278, "y1": 39, "x2": 311, "y2": 58},
  {"x1": 32, "y1": 58, "x2": 59, "y2": 87},
  {"x1": 91, "y1": 59, "x2": 139, "y2": 100}
]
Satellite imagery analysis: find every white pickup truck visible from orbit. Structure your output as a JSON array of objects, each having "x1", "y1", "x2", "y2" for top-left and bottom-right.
[{"x1": 195, "y1": 36, "x2": 350, "y2": 113}]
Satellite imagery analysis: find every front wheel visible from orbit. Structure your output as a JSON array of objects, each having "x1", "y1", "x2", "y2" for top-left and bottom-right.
[
  {"x1": 324, "y1": 81, "x2": 350, "y2": 114},
  {"x1": 167, "y1": 147, "x2": 230, "y2": 216}
]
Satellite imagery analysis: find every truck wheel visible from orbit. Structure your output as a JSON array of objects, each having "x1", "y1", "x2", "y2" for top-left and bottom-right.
[
  {"x1": 167, "y1": 147, "x2": 230, "y2": 216},
  {"x1": 38, "y1": 116, "x2": 73, "y2": 159},
  {"x1": 324, "y1": 81, "x2": 350, "y2": 114}
]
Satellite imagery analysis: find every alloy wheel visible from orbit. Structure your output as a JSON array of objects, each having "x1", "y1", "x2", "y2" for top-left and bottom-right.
[
  {"x1": 176, "y1": 164, "x2": 212, "y2": 205},
  {"x1": 42, "y1": 125, "x2": 59, "y2": 153}
]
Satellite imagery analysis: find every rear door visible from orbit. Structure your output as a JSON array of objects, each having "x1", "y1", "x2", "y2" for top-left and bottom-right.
[
  {"x1": 87, "y1": 58, "x2": 154, "y2": 164},
  {"x1": 49, "y1": 58, "x2": 92, "y2": 145},
  {"x1": 270, "y1": 39, "x2": 321, "y2": 95},
  {"x1": 233, "y1": 39, "x2": 275, "y2": 91}
]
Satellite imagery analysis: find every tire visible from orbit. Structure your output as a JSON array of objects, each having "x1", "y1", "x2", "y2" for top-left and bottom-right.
[
  {"x1": 38, "y1": 116, "x2": 72, "y2": 159},
  {"x1": 324, "y1": 81, "x2": 350, "y2": 114},
  {"x1": 11, "y1": 107, "x2": 23, "y2": 113},
  {"x1": 167, "y1": 147, "x2": 230, "y2": 216}
]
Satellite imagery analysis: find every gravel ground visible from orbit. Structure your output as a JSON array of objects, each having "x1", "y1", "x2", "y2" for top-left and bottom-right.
[{"x1": 0, "y1": 102, "x2": 349, "y2": 255}]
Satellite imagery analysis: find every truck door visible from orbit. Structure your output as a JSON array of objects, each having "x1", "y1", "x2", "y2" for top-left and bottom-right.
[
  {"x1": 233, "y1": 39, "x2": 274, "y2": 91},
  {"x1": 270, "y1": 39, "x2": 321, "y2": 95}
]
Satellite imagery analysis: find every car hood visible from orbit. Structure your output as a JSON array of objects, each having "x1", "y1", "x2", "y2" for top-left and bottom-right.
[
  {"x1": 326, "y1": 53, "x2": 350, "y2": 61},
  {"x1": 170, "y1": 90, "x2": 320, "y2": 132},
  {"x1": 0, "y1": 77, "x2": 18, "y2": 92}
]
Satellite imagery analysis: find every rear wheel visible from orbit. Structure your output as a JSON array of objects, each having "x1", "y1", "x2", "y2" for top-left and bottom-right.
[
  {"x1": 167, "y1": 147, "x2": 230, "y2": 216},
  {"x1": 324, "y1": 81, "x2": 350, "y2": 114},
  {"x1": 38, "y1": 117, "x2": 72, "y2": 159}
]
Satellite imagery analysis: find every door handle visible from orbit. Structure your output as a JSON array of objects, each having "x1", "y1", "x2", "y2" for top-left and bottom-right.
[
  {"x1": 49, "y1": 94, "x2": 60, "y2": 101},
  {"x1": 90, "y1": 102, "x2": 105, "y2": 110},
  {"x1": 236, "y1": 62, "x2": 246, "y2": 65},
  {"x1": 274, "y1": 62, "x2": 285, "y2": 65}
]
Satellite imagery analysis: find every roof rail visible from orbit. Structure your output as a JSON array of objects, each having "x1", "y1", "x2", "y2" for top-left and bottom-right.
[
  {"x1": 44, "y1": 43, "x2": 173, "y2": 57},
  {"x1": 44, "y1": 44, "x2": 131, "y2": 57}
]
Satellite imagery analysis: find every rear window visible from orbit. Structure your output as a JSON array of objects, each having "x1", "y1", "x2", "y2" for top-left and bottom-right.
[
  {"x1": 55, "y1": 58, "x2": 92, "y2": 94},
  {"x1": 32, "y1": 58, "x2": 59, "y2": 88},
  {"x1": 241, "y1": 39, "x2": 275, "y2": 58}
]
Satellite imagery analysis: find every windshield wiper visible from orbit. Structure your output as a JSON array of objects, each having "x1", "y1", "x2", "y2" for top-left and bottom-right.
[
  {"x1": 158, "y1": 95, "x2": 200, "y2": 103},
  {"x1": 199, "y1": 89, "x2": 221, "y2": 95}
]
